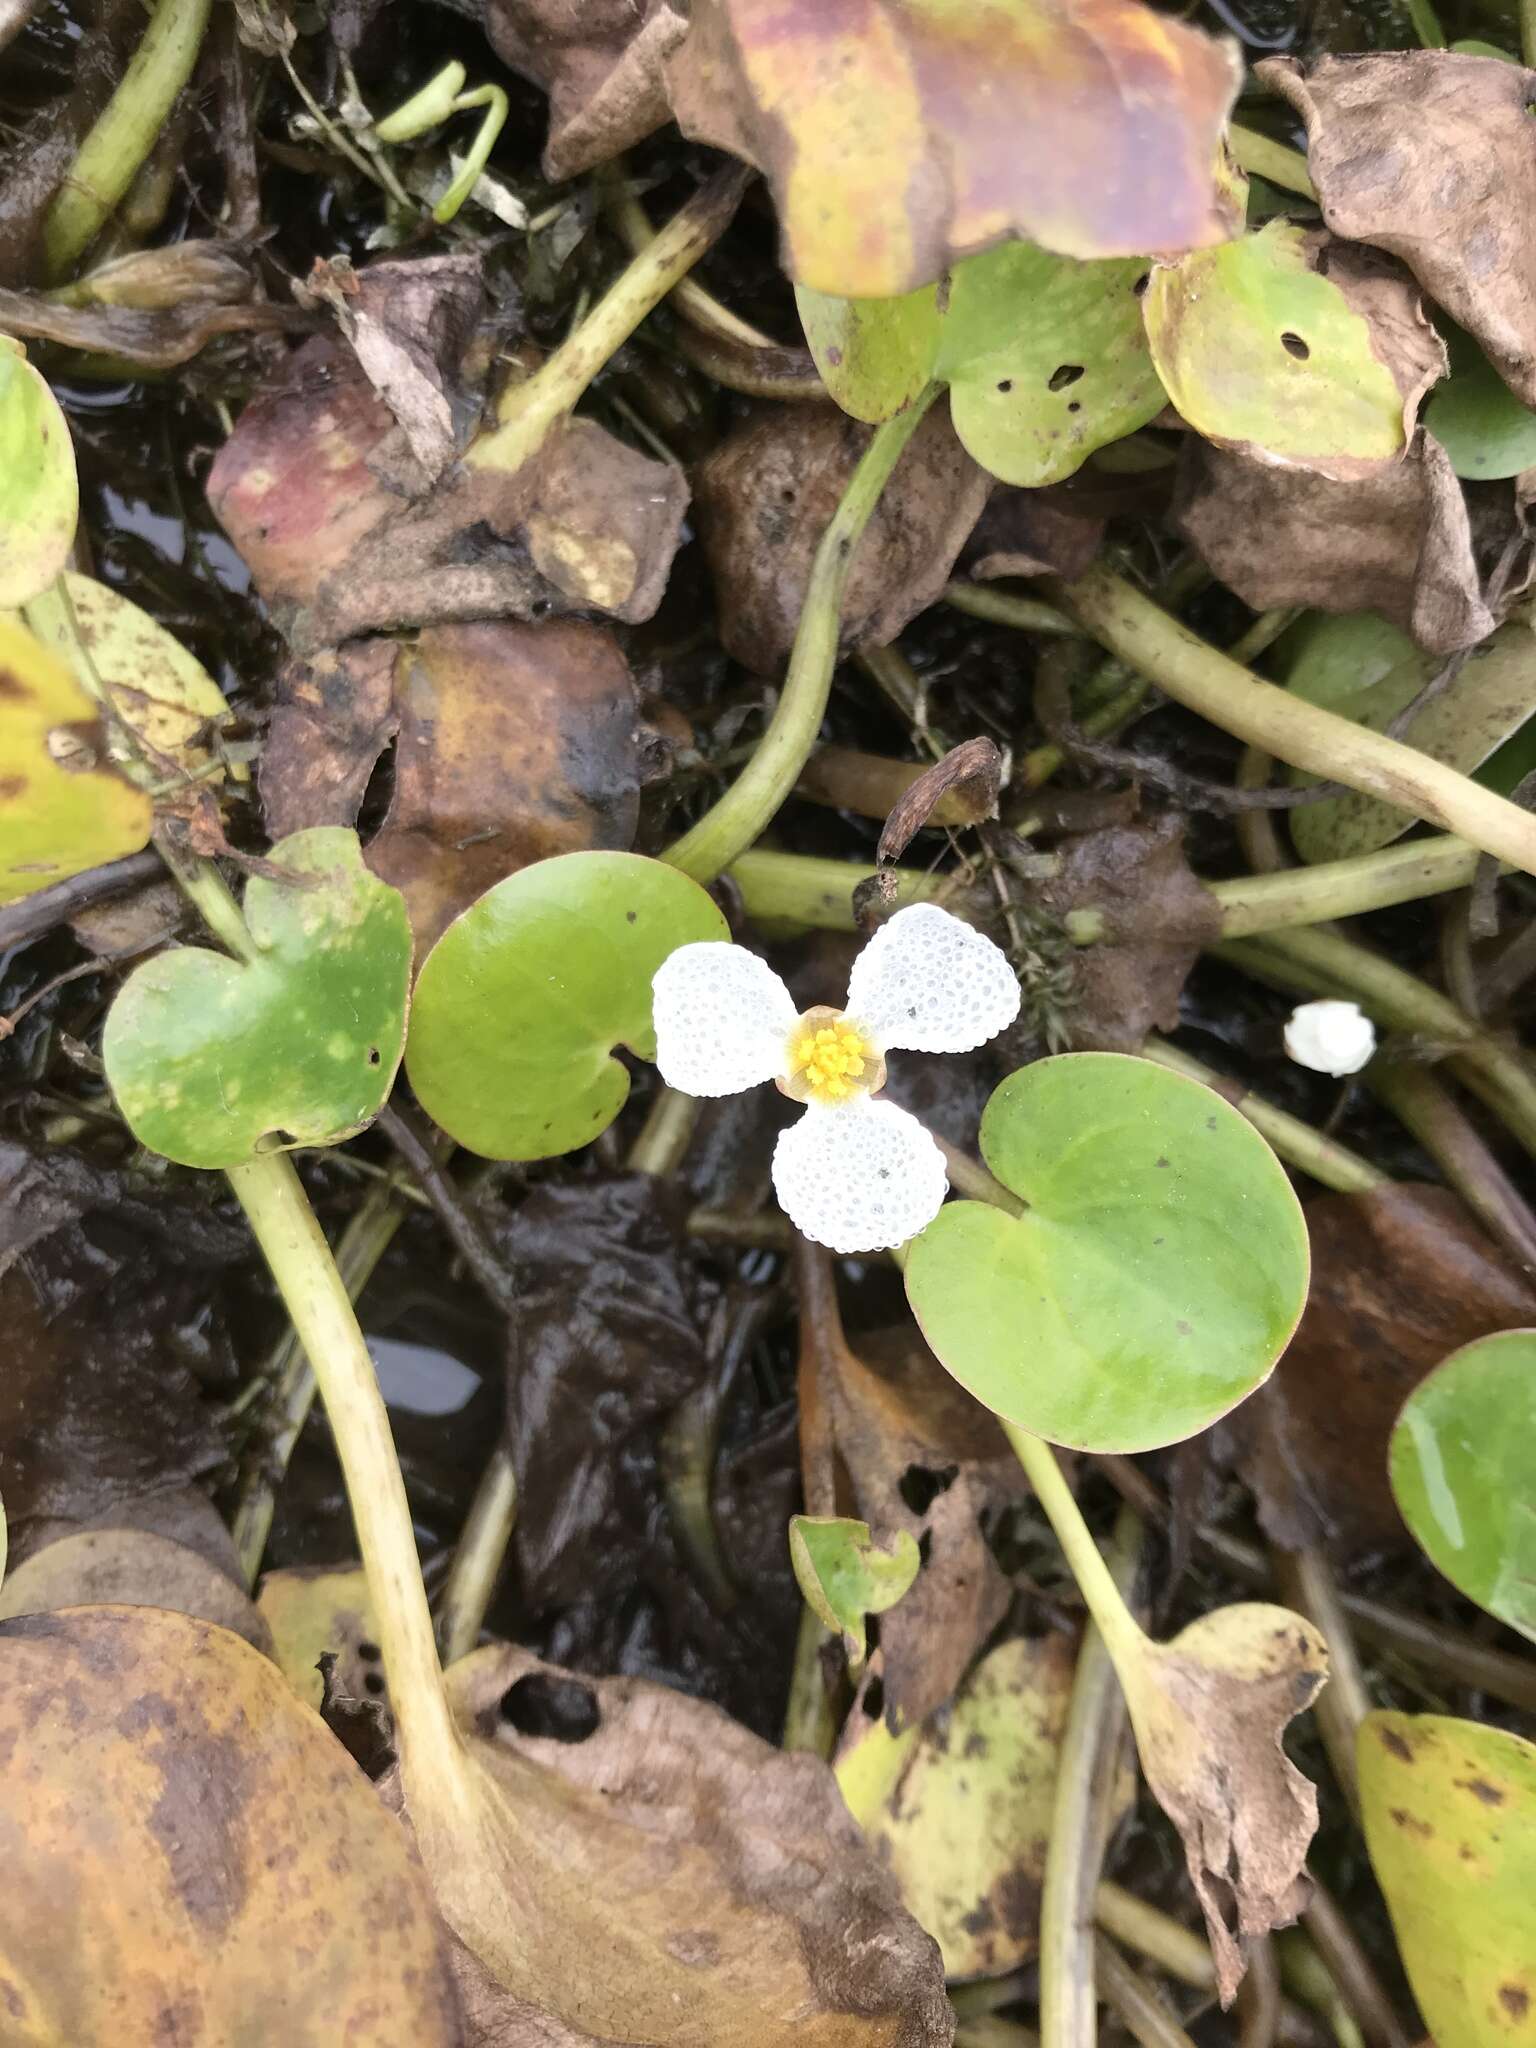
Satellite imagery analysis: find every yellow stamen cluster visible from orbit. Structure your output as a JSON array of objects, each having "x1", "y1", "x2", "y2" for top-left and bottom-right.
[{"x1": 788, "y1": 1014, "x2": 872, "y2": 1104}]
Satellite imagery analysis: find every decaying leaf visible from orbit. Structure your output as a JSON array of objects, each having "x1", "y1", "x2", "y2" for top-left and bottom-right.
[
  {"x1": 0, "y1": 1526, "x2": 273, "y2": 1653},
  {"x1": 0, "y1": 335, "x2": 77, "y2": 608},
  {"x1": 1145, "y1": 225, "x2": 1443, "y2": 479},
  {"x1": 961, "y1": 483, "x2": 1106, "y2": 583},
  {"x1": 419, "y1": 1641, "x2": 953, "y2": 2045},
  {"x1": 666, "y1": 0, "x2": 1241, "y2": 295},
  {"x1": 877, "y1": 738, "x2": 1003, "y2": 861},
  {"x1": 693, "y1": 403, "x2": 989, "y2": 675},
  {"x1": 256, "y1": 1562, "x2": 383, "y2": 1710},
  {"x1": 1262, "y1": 51, "x2": 1536, "y2": 408},
  {"x1": 261, "y1": 638, "x2": 401, "y2": 839},
  {"x1": 1039, "y1": 815, "x2": 1221, "y2": 1053},
  {"x1": 1222, "y1": 1184, "x2": 1536, "y2": 1555},
  {"x1": 836, "y1": 1633, "x2": 1104, "y2": 1979},
  {"x1": 483, "y1": 0, "x2": 687, "y2": 178},
  {"x1": 0, "y1": 275, "x2": 298, "y2": 372},
  {"x1": 1120, "y1": 1604, "x2": 1328, "y2": 2006},
  {"x1": 0, "y1": 1606, "x2": 461, "y2": 2045},
  {"x1": 1174, "y1": 431, "x2": 1496, "y2": 655}
]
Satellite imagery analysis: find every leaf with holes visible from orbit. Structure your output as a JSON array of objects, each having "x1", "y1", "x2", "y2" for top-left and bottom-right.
[
  {"x1": 0, "y1": 615, "x2": 151, "y2": 905},
  {"x1": 1282, "y1": 614, "x2": 1536, "y2": 861},
  {"x1": 21, "y1": 570, "x2": 241, "y2": 789},
  {"x1": 0, "y1": 337, "x2": 77, "y2": 608},
  {"x1": 102, "y1": 827, "x2": 411, "y2": 1169},
  {"x1": 904, "y1": 1054, "x2": 1310, "y2": 1450},
  {"x1": 1390, "y1": 1329, "x2": 1536, "y2": 1646},
  {"x1": 1426, "y1": 326, "x2": 1536, "y2": 481},
  {"x1": 789, "y1": 1515, "x2": 920, "y2": 1663},
  {"x1": 1360, "y1": 1711, "x2": 1536, "y2": 2048},
  {"x1": 1144, "y1": 222, "x2": 1419, "y2": 477},
  {"x1": 405, "y1": 851, "x2": 729, "y2": 1161}
]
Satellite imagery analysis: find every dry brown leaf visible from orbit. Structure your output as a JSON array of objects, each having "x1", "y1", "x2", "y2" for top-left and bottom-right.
[
  {"x1": 1262, "y1": 51, "x2": 1536, "y2": 407},
  {"x1": 261, "y1": 638, "x2": 401, "y2": 840},
  {"x1": 419, "y1": 1643, "x2": 953, "y2": 2045},
  {"x1": 0, "y1": 279, "x2": 298, "y2": 370},
  {"x1": 367, "y1": 619, "x2": 641, "y2": 956},
  {"x1": 447, "y1": 1933, "x2": 628, "y2": 2047},
  {"x1": 482, "y1": 0, "x2": 687, "y2": 179},
  {"x1": 1040, "y1": 815, "x2": 1221, "y2": 1053},
  {"x1": 877, "y1": 738, "x2": 1003, "y2": 861},
  {"x1": 1121, "y1": 1604, "x2": 1328, "y2": 2006},
  {"x1": 1174, "y1": 430, "x2": 1496, "y2": 655},
  {"x1": 257, "y1": 1561, "x2": 383, "y2": 1710},
  {"x1": 0, "y1": 1527, "x2": 274, "y2": 1653},
  {"x1": 1221, "y1": 1182, "x2": 1536, "y2": 1555},
  {"x1": 694, "y1": 403, "x2": 989, "y2": 674},
  {"x1": 961, "y1": 484, "x2": 1106, "y2": 583},
  {"x1": 520, "y1": 418, "x2": 692, "y2": 623},
  {"x1": 0, "y1": 1606, "x2": 461, "y2": 2044}
]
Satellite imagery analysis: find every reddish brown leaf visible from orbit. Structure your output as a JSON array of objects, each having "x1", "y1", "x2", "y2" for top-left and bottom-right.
[
  {"x1": 666, "y1": 0, "x2": 1241, "y2": 295},
  {"x1": 877, "y1": 738, "x2": 1002, "y2": 861},
  {"x1": 483, "y1": 0, "x2": 687, "y2": 179}
]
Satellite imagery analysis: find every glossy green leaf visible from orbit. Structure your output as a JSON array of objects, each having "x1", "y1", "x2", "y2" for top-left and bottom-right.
[
  {"x1": 938, "y1": 243, "x2": 1166, "y2": 487},
  {"x1": 904, "y1": 1054, "x2": 1309, "y2": 1451},
  {"x1": 405, "y1": 851, "x2": 729, "y2": 1161},
  {"x1": 788, "y1": 1516, "x2": 920, "y2": 1663},
  {"x1": 103, "y1": 827, "x2": 411, "y2": 1169},
  {"x1": 1360, "y1": 1711, "x2": 1536, "y2": 2048},
  {"x1": 1426, "y1": 327, "x2": 1536, "y2": 480},
  {"x1": 795, "y1": 282, "x2": 941, "y2": 424},
  {"x1": 1283, "y1": 615, "x2": 1536, "y2": 860},
  {"x1": 0, "y1": 615, "x2": 152, "y2": 904},
  {"x1": 21, "y1": 571, "x2": 241, "y2": 789},
  {"x1": 0, "y1": 338, "x2": 78, "y2": 608},
  {"x1": 1144, "y1": 221, "x2": 1408, "y2": 473},
  {"x1": 1389, "y1": 1329, "x2": 1536, "y2": 1645}
]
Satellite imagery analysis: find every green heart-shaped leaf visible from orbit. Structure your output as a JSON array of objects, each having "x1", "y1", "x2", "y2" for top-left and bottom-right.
[
  {"x1": 904, "y1": 1054, "x2": 1309, "y2": 1451},
  {"x1": 0, "y1": 338, "x2": 77, "y2": 608},
  {"x1": 1144, "y1": 221, "x2": 1407, "y2": 473},
  {"x1": 404, "y1": 851, "x2": 729, "y2": 1161},
  {"x1": 1389, "y1": 1329, "x2": 1536, "y2": 1646},
  {"x1": 0, "y1": 615, "x2": 151, "y2": 904},
  {"x1": 789, "y1": 1516, "x2": 921, "y2": 1663},
  {"x1": 1360, "y1": 1712, "x2": 1536, "y2": 2048},
  {"x1": 1426, "y1": 325, "x2": 1536, "y2": 480},
  {"x1": 103, "y1": 827, "x2": 411, "y2": 1169},
  {"x1": 795, "y1": 281, "x2": 941, "y2": 424},
  {"x1": 936, "y1": 243, "x2": 1165, "y2": 488}
]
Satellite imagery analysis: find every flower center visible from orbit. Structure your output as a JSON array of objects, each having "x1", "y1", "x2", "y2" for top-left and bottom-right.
[{"x1": 781, "y1": 1008, "x2": 883, "y2": 1106}]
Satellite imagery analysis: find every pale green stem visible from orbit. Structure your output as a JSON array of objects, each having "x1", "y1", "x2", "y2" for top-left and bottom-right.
[
  {"x1": 604, "y1": 166, "x2": 777, "y2": 350},
  {"x1": 437, "y1": 1446, "x2": 518, "y2": 1665},
  {"x1": 1054, "y1": 565, "x2": 1536, "y2": 881},
  {"x1": 1005, "y1": 1424, "x2": 1145, "y2": 1668},
  {"x1": 1271, "y1": 1546, "x2": 1369, "y2": 1822},
  {"x1": 42, "y1": 0, "x2": 214, "y2": 279},
  {"x1": 664, "y1": 389, "x2": 942, "y2": 882},
  {"x1": 1227, "y1": 122, "x2": 1316, "y2": 200},
  {"x1": 155, "y1": 833, "x2": 259, "y2": 964},
  {"x1": 944, "y1": 582, "x2": 1085, "y2": 638},
  {"x1": 227, "y1": 1153, "x2": 463, "y2": 1777},
  {"x1": 1524, "y1": 0, "x2": 1536, "y2": 64},
  {"x1": 466, "y1": 164, "x2": 750, "y2": 478},
  {"x1": 1141, "y1": 1037, "x2": 1386, "y2": 1195},
  {"x1": 1094, "y1": 1883, "x2": 1215, "y2": 1995},
  {"x1": 625, "y1": 1085, "x2": 700, "y2": 1176},
  {"x1": 781, "y1": 1603, "x2": 839, "y2": 1757},
  {"x1": 1367, "y1": 1055, "x2": 1536, "y2": 1275},
  {"x1": 1096, "y1": 1938, "x2": 1201, "y2": 2048},
  {"x1": 1219, "y1": 925, "x2": 1536, "y2": 1160}
]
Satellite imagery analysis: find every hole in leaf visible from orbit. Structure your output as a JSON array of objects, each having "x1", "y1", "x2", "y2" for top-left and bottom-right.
[
  {"x1": 364, "y1": 1671, "x2": 386, "y2": 1696},
  {"x1": 1281, "y1": 331, "x2": 1310, "y2": 360},
  {"x1": 898, "y1": 1462, "x2": 959, "y2": 1516},
  {"x1": 1133, "y1": 272, "x2": 1151, "y2": 297},
  {"x1": 366, "y1": 1046, "x2": 381, "y2": 1065},
  {"x1": 996, "y1": 378, "x2": 1013, "y2": 393},
  {"x1": 500, "y1": 1672, "x2": 601, "y2": 1743},
  {"x1": 1048, "y1": 364, "x2": 1085, "y2": 391},
  {"x1": 861, "y1": 1674, "x2": 886, "y2": 1721},
  {"x1": 358, "y1": 1640, "x2": 382, "y2": 1662},
  {"x1": 917, "y1": 1528, "x2": 933, "y2": 1567},
  {"x1": 1067, "y1": 401, "x2": 1082, "y2": 414}
]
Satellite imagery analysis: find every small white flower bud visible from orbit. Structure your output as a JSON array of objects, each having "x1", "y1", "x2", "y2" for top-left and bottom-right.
[{"x1": 1283, "y1": 999, "x2": 1376, "y2": 1078}]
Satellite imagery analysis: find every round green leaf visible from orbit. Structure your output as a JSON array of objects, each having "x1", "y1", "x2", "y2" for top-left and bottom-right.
[
  {"x1": 103, "y1": 827, "x2": 411, "y2": 1169},
  {"x1": 0, "y1": 337, "x2": 78, "y2": 608},
  {"x1": 1360, "y1": 1711, "x2": 1536, "y2": 2048},
  {"x1": 1389, "y1": 1329, "x2": 1536, "y2": 1646},
  {"x1": 788, "y1": 1515, "x2": 921, "y2": 1663},
  {"x1": 1425, "y1": 328, "x2": 1536, "y2": 481},
  {"x1": 405, "y1": 851, "x2": 729, "y2": 1161},
  {"x1": 795, "y1": 282, "x2": 941, "y2": 424},
  {"x1": 937, "y1": 243, "x2": 1166, "y2": 487},
  {"x1": 1283, "y1": 616, "x2": 1536, "y2": 861},
  {"x1": 1143, "y1": 221, "x2": 1407, "y2": 473},
  {"x1": 904, "y1": 1054, "x2": 1309, "y2": 1452}
]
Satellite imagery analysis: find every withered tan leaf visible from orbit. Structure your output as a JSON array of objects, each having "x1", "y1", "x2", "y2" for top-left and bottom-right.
[
  {"x1": 257, "y1": 1561, "x2": 383, "y2": 1710},
  {"x1": 0, "y1": 1606, "x2": 460, "y2": 2045},
  {"x1": 0, "y1": 1527, "x2": 274, "y2": 1653},
  {"x1": 1263, "y1": 51, "x2": 1536, "y2": 407},
  {"x1": 482, "y1": 0, "x2": 686, "y2": 180},
  {"x1": 877, "y1": 738, "x2": 1002, "y2": 861}
]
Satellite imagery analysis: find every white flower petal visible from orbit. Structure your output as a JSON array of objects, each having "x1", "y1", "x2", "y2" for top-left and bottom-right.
[
  {"x1": 1283, "y1": 998, "x2": 1377, "y2": 1078},
  {"x1": 773, "y1": 1096, "x2": 948, "y2": 1254},
  {"x1": 845, "y1": 902, "x2": 1020, "y2": 1055},
  {"x1": 652, "y1": 943, "x2": 799, "y2": 1096}
]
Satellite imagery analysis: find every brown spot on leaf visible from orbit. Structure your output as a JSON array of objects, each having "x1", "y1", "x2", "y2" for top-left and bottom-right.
[
  {"x1": 1500, "y1": 1984, "x2": 1531, "y2": 2020},
  {"x1": 1459, "y1": 1777, "x2": 1506, "y2": 1806}
]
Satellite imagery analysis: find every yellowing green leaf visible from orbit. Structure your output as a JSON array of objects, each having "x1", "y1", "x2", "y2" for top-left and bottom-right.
[
  {"x1": 795, "y1": 281, "x2": 941, "y2": 424},
  {"x1": 788, "y1": 1515, "x2": 920, "y2": 1662},
  {"x1": 1360, "y1": 1711, "x2": 1536, "y2": 2048},
  {"x1": 0, "y1": 615, "x2": 152, "y2": 905},
  {"x1": 0, "y1": 338, "x2": 77, "y2": 608}
]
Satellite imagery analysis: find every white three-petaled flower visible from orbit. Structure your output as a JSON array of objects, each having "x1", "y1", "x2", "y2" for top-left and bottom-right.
[{"x1": 651, "y1": 904, "x2": 1020, "y2": 1255}]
